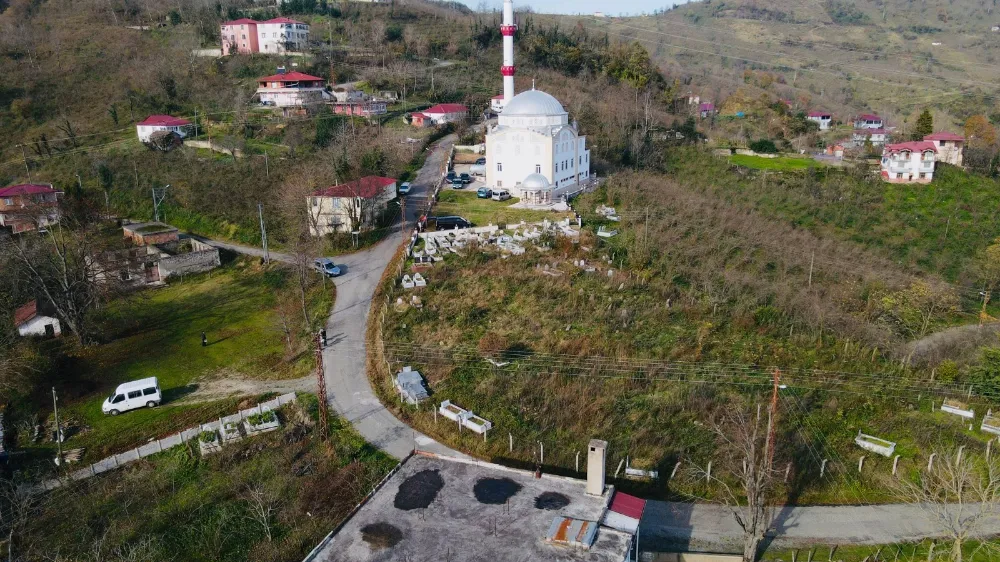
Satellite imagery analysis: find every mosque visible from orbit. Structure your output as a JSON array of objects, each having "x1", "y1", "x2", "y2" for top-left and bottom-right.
[{"x1": 484, "y1": 0, "x2": 591, "y2": 206}]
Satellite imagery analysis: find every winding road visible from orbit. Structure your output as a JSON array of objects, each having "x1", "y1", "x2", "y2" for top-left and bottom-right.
[{"x1": 200, "y1": 137, "x2": 996, "y2": 551}]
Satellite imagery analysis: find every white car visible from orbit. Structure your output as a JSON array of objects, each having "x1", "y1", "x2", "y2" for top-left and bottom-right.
[
  {"x1": 399, "y1": 182, "x2": 412, "y2": 196},
  {"x1": 492, "y1": 189, "x2": 511, "y2": 202},
  {"x1": 102, "y1": 377, "x2": 162, "y2": 415}
]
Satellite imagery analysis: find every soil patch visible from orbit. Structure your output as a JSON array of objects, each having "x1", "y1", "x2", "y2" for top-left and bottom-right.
[
  {"x1": 473, "y1": 477, "x2": 522, "y2": 504},
  {"x1": 534, "y1": 491, "x2": 570, "y2": 510},
  {"x1": 361, "y1": 522, "x2": 404, "y2": 549},
  {"x1": 394, "y1": 469, "x2": 445, "y2": 510}
]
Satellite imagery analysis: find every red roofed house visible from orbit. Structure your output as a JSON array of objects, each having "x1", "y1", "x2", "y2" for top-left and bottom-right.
[
  {"x1": 854, "y1": 113, "x2": 884, "y2": 129},
  {"x1": 257, "y1": 69, "x2": 327, "y2": 108},
  {"x1": 257, "y1": 17, "x2": 310, "y2": 53},
  {"x1": 881, "y1": 141, "x2": 937, "y2": 183},
  {"x1": 308, "y1": 176, "x2": 397, "y2": 235},
  {"x1": 924, "y1": 131, "x2": 965, "y2": 166},
  {"x1": 136, "y1": 115, "x2": 191, "y2": 143},
  {"x1": 13, "y1": 300, "x2": 61, "y2": 338},
  {"x1": 0, "y1": 184, "x2": 62, "y2": 234},
  {"x1": 409, "y1": 112, "x2": 431, "y2": 128},
  {"x1": 421, "y1": 103, "x2": 469, "y2": 125},
  {"x1": 698, "y1": 102, "x2": 715, "y2": 118},
  {"x1": 220, "y1": 18, "x2": 259, "y2": 55},
  {"x1": 332, "y1": 100, "x2": 387, "y2": 118},
  {"x1": 852, "y1": 128, "x2": 890, "y2": 146},
  {"x1": 807, "y1": 111, "x2": 833, "y2": 130},
  {"x1": 490, "y1": 95, "x2": 505, "y2": 113}
]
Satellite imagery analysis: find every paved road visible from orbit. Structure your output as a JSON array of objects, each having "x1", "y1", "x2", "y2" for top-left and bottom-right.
[{"x1": 322, "y1": 135, "x2": 465, "y2": 460}]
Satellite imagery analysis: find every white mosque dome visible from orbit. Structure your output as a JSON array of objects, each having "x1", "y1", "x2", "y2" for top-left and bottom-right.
[
  {"x1": 521, "y1": 173, "x2": 552, "y2": 189},
  {"x1": 502, "y1": 90, "x2": 567, "y2": 117}
]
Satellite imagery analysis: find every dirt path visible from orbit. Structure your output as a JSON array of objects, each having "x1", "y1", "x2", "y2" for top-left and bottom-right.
[{"x1": 176, "y1": 372, "x2": 315, "y2": 404}]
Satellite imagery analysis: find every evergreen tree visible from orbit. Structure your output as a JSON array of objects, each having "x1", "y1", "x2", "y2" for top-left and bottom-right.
[{"x1": 913, "y1": 109, "x2": 933, "y2": 140}]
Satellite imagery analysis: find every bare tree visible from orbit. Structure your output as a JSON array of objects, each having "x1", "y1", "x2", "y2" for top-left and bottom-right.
[
  {"x1": 889, "y1": 451, "x2": 1000, "y2": 562},
  {"x1": 242, "y1": 483, "x2": 280, "y2": 543},
  {"x1": 690, "y1": 403, "x2": 777, "y2": 562},
  {"x1": 0, "y1": 478, "x2": 43, "y2": 562}
]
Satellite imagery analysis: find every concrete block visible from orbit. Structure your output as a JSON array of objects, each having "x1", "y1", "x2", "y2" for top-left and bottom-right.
[
  {"x1": 137, "y1": 442, "x2": 160, "y2": 458},
  {"x1": 70, "y1": 467, "x2": 93, "y2": 481},
  {"x1": 180, "y1": 428, "x2": 201, "y2": 442},
  {"x1": 159, "y1": 433, "x2": 183, "y2": 449},
  {"x1": 116, "y1": 448, "x2": 140, "y2": 463}
]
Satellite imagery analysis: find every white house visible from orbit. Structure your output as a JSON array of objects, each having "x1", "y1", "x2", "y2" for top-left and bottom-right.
[
  {"x1": 807, "y1": 111, "x2": 832, "y2": 130},
  {"x1": 924, "y1": 131, "x2": 965, "y2": 166},
  {"x1": 854, "y1": 113, "x2": 884, "y2": 129},
  {"x1": 485, "y1": 89, "x2": 591, "y2": 203},
  {"x1": 257, "y1": 70, "x2": 327, "y2": 107},
  {"x1": 420, "y1": 103, "x2": 469, "y2": 125},
  {"x1": 308, "y1": 176, "x2": 397, "y2": 235},
  {"x1": 14, "y1": 300, "x2": 61, "y2": 338},
  {"x1": 136, "y1": 115, "x2": 191, "y2": 142},
  {"x1": 852, "y1": 128, "x2": 889, "y2": 146},
  {"x1": 257, "y1": 17, "x2": 309, "y2": 53},
  {"x1": 881, "y1": 141, "x2": 937, "y2": 184}
]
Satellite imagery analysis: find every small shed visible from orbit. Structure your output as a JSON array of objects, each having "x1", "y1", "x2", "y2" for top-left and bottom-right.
[
  {"x1": 123, "y1": 222, "x2": 180, "y2": 246},
  {"x1": 602, "y1": 491, "x2": 646, "y2": 534},
  {"x1": 395, "y1": 366, "x2": 429, "y2": 405},
  {"x1": 14, "y1": 300, "x2": 61, "y2": 338}
]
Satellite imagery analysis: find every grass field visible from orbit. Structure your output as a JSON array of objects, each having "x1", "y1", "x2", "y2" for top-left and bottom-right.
[
  {"x1": 14, "y1": 260, "x2": 333, "y2": 462},
  {"x1": 729, "y1": 154, "x2": 822, "y2": 171},
  {"x1": 433, "y1": 189, "x2": 571, "y2": 227},
  {"x1": 16, "y1": 399, "x2": 396, "y2": 562}
]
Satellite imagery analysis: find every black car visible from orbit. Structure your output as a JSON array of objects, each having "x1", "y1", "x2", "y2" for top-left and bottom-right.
[
  {"x1": 445, "y1": 171, "x2": 458, "y2": 183},
  {"x1": 474, "y1": 157, "x2": 486, "y2": 165},
  {"x1": 434, "y1": 216, "x2": 471, "y2": 230},
  {"x1": 460, "y1": 173, "x2": 472, "y2": 184}
]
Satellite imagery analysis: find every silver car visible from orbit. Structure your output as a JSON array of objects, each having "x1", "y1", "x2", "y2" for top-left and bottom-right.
[{"x1": 314, "y1": 258, "x2": 342, "y2": 277}]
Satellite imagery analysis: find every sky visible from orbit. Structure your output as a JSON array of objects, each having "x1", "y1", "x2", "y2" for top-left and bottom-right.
[{"x1": 457, "y1": 0, "x2": 692, "y2": 16}]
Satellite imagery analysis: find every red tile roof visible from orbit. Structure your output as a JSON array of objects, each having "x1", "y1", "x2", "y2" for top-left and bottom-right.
[
  {"x1": 410, "y1": 112, "x2": 428, "y2": 119},
  {"x1": 258, "y1": 71, "x2": 324, "y2": 83},
  {"x1": 138, "y1": 115, "x2": 191, "y2": 127},
  {"x1": 263, "y1": 17, "x2": 305, "y2": 24},
  {"x1": 884, "y1": 141, "x2": 937, "y2": 154},
  {"x1": 857, "y1": 114, "x2": 882, "y2": 121},
  {"x1": 424, "y1": 103, "x2": 469, "y2": 115},
  {"x1": 924, "y1": 131, "x2": 964, "y2": 142},
  {"x1": 0, "y1": 184, "x2": 59, "y2": 197},
  {"x1": 492, "y1": 95, "x2": 504, "y2": 99},
  {"x1": 609, "y1": 491, "x2": 646, "y2": 520},
  {"x1": 221, "y1": 18, "x2": 258, "y2": 26},
  {"x1": 313, "y1": 176, "x2": 396, "y2": 199},
  {"x1": 808, "y1": 111, "x2": 831, "y2": 117},
  {"x1": 13, "y1": 301, "x2": 37, "y2": 326}
]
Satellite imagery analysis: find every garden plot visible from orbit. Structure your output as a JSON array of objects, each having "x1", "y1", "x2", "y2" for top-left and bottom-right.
[
  {"x1": 854, "y1": 432, "x2": 896, "y2": 457},
  {"x1": 243, "y1": 410, "x2": 280, "y2": 436}
]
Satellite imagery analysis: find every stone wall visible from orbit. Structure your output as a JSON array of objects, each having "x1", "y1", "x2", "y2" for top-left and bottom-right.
[{"x1": 156, "y1": 245, "x2": 220, "y2": 279}]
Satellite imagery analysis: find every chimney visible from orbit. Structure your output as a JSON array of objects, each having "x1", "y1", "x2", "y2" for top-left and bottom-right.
[{"x1": 586, "y1": 439, "x2": 607, "y2": 496}]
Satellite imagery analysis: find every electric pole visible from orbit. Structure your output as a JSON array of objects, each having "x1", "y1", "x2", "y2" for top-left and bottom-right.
[
  {"x1": 52, "y1": 387, "x2": 63, "y2": 466},
  {"x1": 767, "y1": 368, "x2": 780, "y2": 469},
  {"x1": 258, "y1": 202, "x2": 270, "y2": 264},
  {"x1": 19, "y1": 144, "x2": 30, "y2": 181},
  {"x1": 315, "y1": 334, "x2": 330, "y2": 441}
]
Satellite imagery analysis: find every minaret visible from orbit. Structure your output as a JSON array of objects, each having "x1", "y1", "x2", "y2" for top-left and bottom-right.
[{"x1": 500, "y1": 0, "x2": 516, "y2": 104}]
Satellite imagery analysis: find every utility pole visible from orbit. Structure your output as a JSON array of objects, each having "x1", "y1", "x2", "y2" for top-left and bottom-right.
[
  {"x1": 76, "y1": 173, "x2": 83, "y2": 197},
  {"x1": 315, "y1": 334, "x2": 330, "y2": 441},
  {"x1": 767, "y1": 368, "x2": 780, "y2": 469},
  {"x1": 52, "y1": 387, "x2": 63, "y2": 466},
  {"x1": 258, "y1": 202, "x2": 270, "y2": 264},
  {"x1": 19, "y1": 144, "x2": 30, "y2": 181},
  {"x1": 264, "y1": 151, "x2": 269, "y2": 178},
  {"x1": 807, "y1": 251, "x2": 815, "y2": 288},
  {"x1": 194, "y1": 108, "x2": 199, "y2": 137}
]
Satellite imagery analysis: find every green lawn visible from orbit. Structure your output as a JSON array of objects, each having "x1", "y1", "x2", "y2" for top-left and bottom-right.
[
  {"x1": 16, "y1": 400, "x2": 397, "y2": 562},
  {"x1": 729, "y1": 153, "x2": 821, "y2": 171},
  {"x1": 24, "y1": 261, "x2": 332, "y2": 461},
  {"x1": 434, "y1": 189, "x2": 571, "y2": 227}
]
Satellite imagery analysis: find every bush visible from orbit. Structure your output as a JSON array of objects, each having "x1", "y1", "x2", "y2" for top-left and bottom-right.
[
  {"x1": 247, "y1": 411, "x2": 278, "y2": 426},
  {"x1": 749, "y1": 139, "x2": 778, "y2": 153},
  {"x1": 199, "y1": 430, "x2": 218, "y2": 443}
]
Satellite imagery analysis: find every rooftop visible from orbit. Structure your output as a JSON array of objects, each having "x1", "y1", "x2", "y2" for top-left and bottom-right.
[
  {"x1": 884, "y1": 141, "x2": 937, "y2": 154},
  {"x1": 856, "y1": 113, "x2": 882, "y2": 121},
  {"x1": 138, "y1": 114, "x2": 191, "y2": 127},
  {"x1": 423, "y1": 103, "x2": 469, "y2": 115},
  {"x1": 924, "y1": 131, "x2": 965, "y2": 142},
  {"x1": 122, "y1": 221, "x2": 179, "y2": 235},
  {"x1": 807, "y1": 111, "x2": 831, "y2": 117},
  {"x1": 313, "y1": 176, "x2": 396, "y2": 199},
  {"x1": 262, "y1": 17, "x2": 306, "y2": 24},
  {"x1": 501, "y1": 90, "x2": 566, "y2": 117},
  {"x1": 258, "y1": 71, "x2": 325, "y2": 83},
  {"x1": 310, "y1": 453, "x2": 631, "y2": 562},
  {"x1": 13, "y1": 300, "x2": 37, "y2": 326},
  {"x1": 221, "y1": 18, "x2": 259, "y2": 25},
  {"x1": 0, "y1": 184, "x2": 59, "y2": 197}
]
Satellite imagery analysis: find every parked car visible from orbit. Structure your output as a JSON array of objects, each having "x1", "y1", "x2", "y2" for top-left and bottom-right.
[
  {"x1": 477, "y1": 187, "x2": 493, "y2": 199},
  {"x1": 445, "y1": 171, "x2": 458, "y2": 183},
  {"x1": 450, "y1": 179, "x2": 465, "y2": 189},
  {"x1": 492, "y1": 188, "x2": 512, "y2": 202},
  {"x1": 460, "y1": 173, "x2": 472, "y2": 184},
  {"x1": 434, "y1": 216, "x2": 471, "y2": 230},
  {"x1": 103, "y1": 377, "x2": 162, "y2": 415},
  {"x1": 313, "y1": 258, "x2": 342, "y2": 277},
  {"x1": 469, "y1": 164, "x2": 487, "y2": 176},
  {"x1": 398, "y1": 182, "x2": 411, "y2": 196},
  {"x1": 475, "y1": 157, "x2": 486, "y2": 165}
]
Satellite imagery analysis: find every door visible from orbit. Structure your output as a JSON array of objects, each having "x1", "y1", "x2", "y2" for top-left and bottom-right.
[
  {"x1": 125, "y1": 389, "x2": 143, "y2": 410},
  {"x1": 44, "y1": 324, "x2": 55, "y2": 337}
]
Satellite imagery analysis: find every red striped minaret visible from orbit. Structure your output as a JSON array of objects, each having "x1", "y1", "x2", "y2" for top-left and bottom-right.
[{"x1": 501, "y1": 0, "x2": 516, "y2": 103}]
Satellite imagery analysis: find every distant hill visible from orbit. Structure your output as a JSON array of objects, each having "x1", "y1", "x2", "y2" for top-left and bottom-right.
[{"x1": 547, "y1": 0, "x2": 1000, "y2": 130}]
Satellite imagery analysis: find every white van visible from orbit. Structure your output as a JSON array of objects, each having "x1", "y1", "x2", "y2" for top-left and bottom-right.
[{"x1": 102, "y1": 377, "x2": 162, "y2": 415}]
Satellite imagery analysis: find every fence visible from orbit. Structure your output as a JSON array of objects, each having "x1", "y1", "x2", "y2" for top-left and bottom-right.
[{"x1": 37, "y1": 393, "x2": 297, "y2": 492}]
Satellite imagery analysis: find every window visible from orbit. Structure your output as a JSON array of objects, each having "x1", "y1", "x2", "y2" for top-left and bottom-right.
[
  {"x1": 1, "y1": 198, "x2": 12, "y2": 206},
  {"x1": 120, "y1": 270, "x2": 131, "y2": 281},
  {"x1": 127, "y1": 390, "x2": 142, "y2": 399},
  {"x1": 497, "y1": 163, "x2": 503, "y2": 172},
  {"x1": 535, "y1": 164, "x2": 541, "y2": 174},
  {"x1": 143, "y1": 387, "x2": 157, "y2": 396},
  {"x1": 939, "y1": 141, "x2": 945, "y2": 147},
  {"x1": 112, "y1": 394, "x2": 125, "y2": 404},
  {"x1": 312, "y1": 197, "x2": 318, "y2": 207}
]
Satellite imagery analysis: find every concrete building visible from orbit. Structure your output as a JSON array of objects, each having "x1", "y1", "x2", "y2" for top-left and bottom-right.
[
  {"x1": 394, "y1": 367, "x2": 428, "y2": 405},
  {"x1": 332, "y1": 101, "x2": 387, "y2": 118},
  {"x1": 924, "y1": 131, "x2": 965, "y2": 166},
  {"x1": 0, "y1": 184, "x2": 62, "y2": 234},
  {"x1": 257, "y1": 17, "x2": 309, "y2": 53},
  {"x1": 854, "y1": 113, "x2": 884, "y2": 129},
  {"x1": 419, "y1": 103, "x2": 469, "y2": 125},
  {"x1": 485, "y1": 89, "x2": 591, "y2": 202},
  {"x1": 306, "y1": 452, "x2": 636, "y2": 562},
  {"x1": 308, "y1": 176, "x2": 397, "y2": 235},
  {"x1": 122, "y1": 222, "x2": 179, "y2": 246},
  {"x1": 257, "y1": 70, "x2": 327, "y2": 108},
  {"x1": 852, "y1": 128, "x2": 889, "y2": 147},
  {"x1": 220, "y1": 18, "x2": 259, "y2": 55},
  {"x1": 807, "y1": 111, "x2": 832, "y2": 130},
  {"x1": 136, "y1": 115, "x2": 191, "y2": 143},
  {"x1": 881, "y1": 141, "x2": 937, "y2": 184},
  {"x1": 13, "y1": 300, "x2": 61, "y2": 338},
  {"x1": 118, "y1": 222, "x2": 220, "y2": 284}
]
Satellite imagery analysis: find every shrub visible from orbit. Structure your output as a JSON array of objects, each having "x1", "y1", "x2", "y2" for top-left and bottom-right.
[
  {"x1": 749, "y1": 139, "x2": 778, "y2": 153},
  {"x1": 247, "y1": 411, "x2": 278, "y2": 426},
  {"x1": 199, "y1": 430, "x2": 218, "y2": 443}
]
